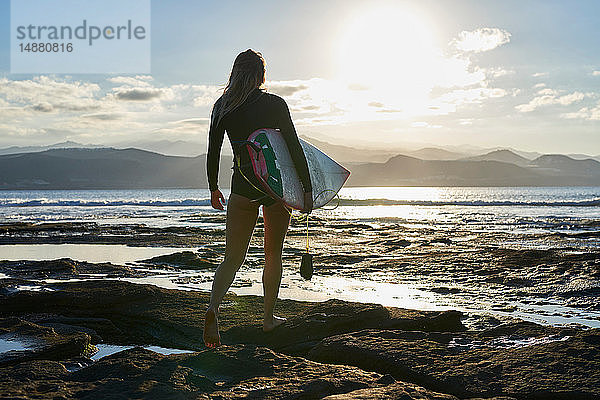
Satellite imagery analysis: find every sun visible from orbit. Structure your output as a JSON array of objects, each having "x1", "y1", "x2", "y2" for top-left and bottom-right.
[{"x1": 337, "y1": 5, "x2": 439, "y2": 114}]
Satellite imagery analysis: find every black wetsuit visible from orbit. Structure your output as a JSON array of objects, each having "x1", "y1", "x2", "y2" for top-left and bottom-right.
[{"x1": 207, "y1": 88, "x2": 312, "y2": 206}]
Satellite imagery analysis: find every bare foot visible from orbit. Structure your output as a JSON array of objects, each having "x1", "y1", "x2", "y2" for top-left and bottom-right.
[
  {"x1": 263, "y1": 315, "x2": 287, "y2": 332},
  {"x1": 203, "y1": 309, "x2": 221, "y2": 348}
]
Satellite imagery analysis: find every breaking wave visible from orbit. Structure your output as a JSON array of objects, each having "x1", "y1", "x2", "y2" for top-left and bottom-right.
[
  {"x1": 0, "y1": 199, "x2": 212, "y2": 207},
  {"x1": 336, "y1": 198, "x2": 600, "y2": 207},
  {"x1": 1, "y1": 197, "x2": 599, "y2": 207}
]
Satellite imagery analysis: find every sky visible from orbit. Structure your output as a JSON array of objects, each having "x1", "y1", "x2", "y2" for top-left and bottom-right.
[{"x1": 1, "y1": 0, "x2": 600, "y2": 154}]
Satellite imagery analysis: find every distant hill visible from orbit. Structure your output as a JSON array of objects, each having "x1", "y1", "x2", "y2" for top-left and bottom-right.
[
  {"x1": 347, "y1": 153, "x2": 600, "y2": 186},
  {"x1": 347, "y1": 155, "x2": 546, "y2": 186},
  {"x1": 407, "y1": 147, "x2": 466, "y2": 160},
  {"x1": 565, "y1": 153, "x2": 600, "y2": 162},
  {"x1": 0, "y1": 140, "x2": 215, "y2": 158},
  {"x1": 0, "y1": 141, "x2": 104, "y2": 155},
  {"x1": 111, "y1": 139, "x2": 211, "y2": 157},
  {"x1": 0, "y1": 148, "x2": 233, "y2": 190},
  {"x1": 530, "y1": 154, "x2": 600, "y2": 176},
  {"x1": 300, "y1": 135, "x2": 396, "y2": 163},
  {"x1": 462, "y1": 149, "x2": 530, "y2": 166}
]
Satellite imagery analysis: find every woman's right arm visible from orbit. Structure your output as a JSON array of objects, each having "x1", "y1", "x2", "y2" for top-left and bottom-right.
[
  {"x1": 207, "y1": 100, "x2": 226, "y2": 210},
  {"x1": 275, "y1": 96, "x2": 313, "y2": 212}
]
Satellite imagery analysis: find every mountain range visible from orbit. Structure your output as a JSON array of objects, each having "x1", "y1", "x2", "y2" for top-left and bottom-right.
[
  {"x1": 0, "y1": 148, "x2": 233, "y2": 190},
  {"x1": 2, "y1": 138, "x2": 600, "y2": 162},
  {"x1": 1, "y1": 139, "x2": 600, "y2": 189}
]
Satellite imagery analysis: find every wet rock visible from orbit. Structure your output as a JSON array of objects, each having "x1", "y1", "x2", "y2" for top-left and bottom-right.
[
  {"x1": 0, "y1": 258, "x2": 77, "y2": 279},
  {"x1": 141, "y1": 250, "x2": 218, "y2": 269},
  {"x1": 374, "y1": 238, "x2": 412, "y2": 248},
  {"x1": 428, "y1": 238, "x2": 453, "y2": 245},
  {"x1": 322, "y1": 381, "x2": 460, "y2": 399},
  {"x1": 0, "y1": 345, "x2": 395, "y2": 399},
  {"x1": 0, "y1": 279, "x2": 597, "y2": 399},
  {"x1": 0, "y1": 280, "x2": 211, "y2": 349},
  {"x1": 101, "y1": 345, "x2": 379, "y2": 398},
  {"x1": 0, "y1": 359, "x2": 95, "y2": 398},
  {"x1": 429, "y1": 287, "x2": 462, "y2": 295},
  {"x1": 28, "y1": 315, "x2": 113, "y2": 343},
  {"x1": 224, "y1": 299, "x2": 465, "y2": 355},
  {"x1": 314, "y1": 253, "x2": 368, "y2": 267},
  {"x1": 0, "y1": 258, "x2": 136, "y2": 280},
  {"x1": 0, "y1": 281, "x2": 464, "y2": 353},
  {"x1": 2, "y1": 359, "x2": 69, "y2": 381},
  {"x1": 0, "y1": 221, "x2": 224, "y2": 247},
  {"x1": 328, "y1": 222, "x2": 377, "y2": 230},
  {"x1": 308, "y1": 326, "x2": 600, "y2": 399},
  {"x1": 0, "y1": 318, "x2": 93, "y2": 366}
]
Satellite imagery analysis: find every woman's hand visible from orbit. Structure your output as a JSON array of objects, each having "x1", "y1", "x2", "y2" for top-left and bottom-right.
[
  {"x1": 301, "y1": 191, "x2": 313, "y2": 214},
  {"x1": 211, "y1": 189, "x2": 226, "y2": 210}
]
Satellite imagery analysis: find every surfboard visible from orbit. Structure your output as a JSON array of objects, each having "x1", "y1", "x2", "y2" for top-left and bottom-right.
[{"x1": 245, "y1": 128, "x2": 350, "y2": 210}]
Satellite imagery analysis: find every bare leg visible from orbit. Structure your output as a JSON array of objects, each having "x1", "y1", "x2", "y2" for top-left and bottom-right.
[
  {"x1": 262, "y1": 201, "x2": 292, "y2": 332},
  {"x1": 203, "y1": 193, "x2": 259, "y2": 347}
]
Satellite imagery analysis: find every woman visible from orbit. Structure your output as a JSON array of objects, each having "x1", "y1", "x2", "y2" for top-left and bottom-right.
[{"x1": 203, "y1": 49, "x2": 313, "y2": 348}]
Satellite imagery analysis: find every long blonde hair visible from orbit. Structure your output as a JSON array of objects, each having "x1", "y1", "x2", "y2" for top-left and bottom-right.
[{"x1": 219, "y1": 49, "x2": 266, "y2": 120}]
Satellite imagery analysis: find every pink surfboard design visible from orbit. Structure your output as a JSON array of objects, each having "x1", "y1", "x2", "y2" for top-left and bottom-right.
[{"x1": 245, "y1": 128, "x2": 350, "y2": 210}]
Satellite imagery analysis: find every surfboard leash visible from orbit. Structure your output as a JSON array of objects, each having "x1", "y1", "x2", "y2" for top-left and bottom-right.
[
  {"x1": 232, "y1": 150, "x2": 343, "y2": 280},
  {"x1": 234, "y1": 158, "x2": 313, "y2": 279}
]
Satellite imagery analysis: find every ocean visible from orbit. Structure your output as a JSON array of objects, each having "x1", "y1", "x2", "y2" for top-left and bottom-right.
[{"x1": 1, "y1": 186, "x2": 599, "y2": 225}]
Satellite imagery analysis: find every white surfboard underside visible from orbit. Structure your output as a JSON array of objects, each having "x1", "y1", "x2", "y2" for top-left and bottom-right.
[{"x1": 259, "y1": 130, "x2": 350, "y2": 210}]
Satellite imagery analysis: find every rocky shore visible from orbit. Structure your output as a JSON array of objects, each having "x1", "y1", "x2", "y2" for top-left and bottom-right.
[
  {"x1": 2, "y1": 219, "x2": 600, "y2": 323},
  {"x1": 1, "y1": 220, "x2": 600, "y2": 398},
  {"x1": 0, "y1": 272, "x2": 598, "y2": 399}
]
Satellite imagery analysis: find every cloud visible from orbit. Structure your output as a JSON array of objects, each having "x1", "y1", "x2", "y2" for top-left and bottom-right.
[
  {"x1": 261, "y1": 67, "x2": 508, "y2": 125},
  {"x1": 81, "y1": 112, "x2": 124, "y2": 120},
  {"x1": 376, "y1": 108, "x2": 402, "y2": 113},
  {"x1": 0, "y1": 123, "x2": 46, "y2": 137},
  {"x1": 537, "y1": 88, "x2": 557, "y2": 96},
  {"x1": 532, "y1": 72, "x2": 548, "y2": 78},
  {"x1": 267, "y1": 81, "x2": 309, "y2": 96},
  {"x1": 249, "y1": 30, "x2": 511, "y2": 125},
  {"x1": 562, "y1": 101, "x2": 600, "y2": 121},
  {"x1": 301, "y1": 105, "x2": 320, "y2": 111},
  {"x1": 107, "y1": 75, "x2": 154, "y2": 86},
  {"x1": 0, "y1": 76, "x2": 102, "y2": 112},
  {"x1": 533, "y1": 83, "x2": 546, "y2": 89},
  {"x1": 171, "y1": 118, "x2": 209, "y2": 125},
  {"x1": 486, "y1": 68, "x2": 515, "y2": 78},
  {"x1": 0, "y1": 76, "x2": 223, "y2": 146},
  {"x1": 186, "y1": 85, "x2": 221, "y2": 107},
  {"x1": 114, "y1": 88, "x2": 163, "y2": 101},
  {"x1": 411, "y1": 121, "x2": 442, "y2": 129},
  {"x1": 347, "y1": 83, "x2": 369, "y2": 91},
  {"x1": 435, "y1": 87, "x2": 507, "y2": 106},
  {"x1": 516, "y1": 90, "x2": 585, "y2": 112},
  {"x1": 452, "y1": 28, "x2": 511, "y2": 53},
  {"x1": 557, "y1": 93, "x2": 586, "y2": 105},
  {"x1": 0, "y1": 34, "x2": 522, "y2": 148},
  {"x1": 30, "y1": 102, "x2": 54, "y2": 112},
  {"x1": 150, "y1": 123, "x2": 208, "y2": 136}
]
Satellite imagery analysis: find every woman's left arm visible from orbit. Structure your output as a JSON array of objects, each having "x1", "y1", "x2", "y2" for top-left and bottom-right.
[
  {"x1": 207, "y1": 101, "x2": 225, "y2": 192},
  {"x1": 207, "y1": 101, "x2": 226, "y2": 210}
]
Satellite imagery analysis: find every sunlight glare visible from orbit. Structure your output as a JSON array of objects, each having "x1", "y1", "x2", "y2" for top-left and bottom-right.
[{"x1": 337, "y1": 5, "x2": 439, "y2": 115}]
